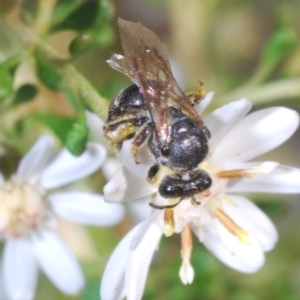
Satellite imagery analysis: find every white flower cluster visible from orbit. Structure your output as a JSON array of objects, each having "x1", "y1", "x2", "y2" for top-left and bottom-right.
[
  {"x1": 0, "y1": 136, "x2": 124, "y2": 300},
  {"x1": 1, "y1": 93, "x2": 300, "y2": 300},
  {"x1": 100, "y1": 94, "x2": 300, "y2": 300}
]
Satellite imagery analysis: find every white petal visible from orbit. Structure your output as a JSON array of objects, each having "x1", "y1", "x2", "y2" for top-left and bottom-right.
[
  {"x1": 100, "y1": 223, "x2": 143, "y2": 300},
  {"x1": 128, "y1": 198, "x2": 153, "y2": 222},
  {"x1": 205, "y1": 98, "x2": 252, "y2": 149},
  {"x1": 48, "y1": 192, "x2": 125, "y2": 226},
  {"x1": 16, "y1": 135, "x2": 53, "y2": 184},
  {"x1": 228, "y1": 164, "x2": 300, "y2": 194},
  {"x1": 120, "y1": 139, "x2": 155, "y2": 179},
  {"x1": 223, "y1": 195, "x2": 278, "y2": 251},
  {"x1": 212, "y1": 107, "x2": 299, "y2": 163},
  {"x1": 130, "y1": 210, "x2": 163, "y2": 249},
  {"x1": 195, "y1": 91, "x2": 215, "y2": 114},
  {"x1": 31, "y1": 230, "x2": 84, "y2": 295},
  {"x1": 41, "y1": 143, "x2": 106, "y2": 189},
  {"x1": 85, "y1": 111, "x2": 107, "y2": 144},
  {"x1": 126, "y1": 213, "x2": 163, "y2": 300},
  {"x1": 104, "y1": 166, "x2": 155, "y2": 203},
  {"x1": 2, "y1": 238, "x2": 38, "y2": 300},
  {"x1": 195, "y1": 217, "x2": 265, "y2": 273},
  {"x1": 0, "y1": 273, "x2": 7, "y2": 300},
  {"x1": 102, "y1": 158, "x2": 122, "y2": 180}
]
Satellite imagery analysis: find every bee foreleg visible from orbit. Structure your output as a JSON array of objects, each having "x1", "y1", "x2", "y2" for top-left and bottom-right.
[
  {"x1": 186, "y1": 81, "x2": 206, "y2": 105},
  {"x1": 149, "y1": 199, "x2": 182, "y2": 210},
  {"x1": 191, "y1": 197, "x2": 201, "y2": 205},
  {"x1": 131, "y1": 122, "x2": 153, "y2": 164},
  {"x1": 147, "y1": 163, "x2": 160, "y2": 183}
]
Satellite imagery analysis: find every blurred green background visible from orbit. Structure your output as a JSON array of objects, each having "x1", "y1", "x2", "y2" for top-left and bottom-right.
[{"x1": 1, "y1": 0, "x2": 300, "y2": 299}]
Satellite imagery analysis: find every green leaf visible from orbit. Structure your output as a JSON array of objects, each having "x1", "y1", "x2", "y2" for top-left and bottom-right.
[
  {"x1": 69, "y1": 23, "x2": 114, "y2": 57},
  {"x1": 35, "y1": 113, "x2": 88, "y2": 155},
  {"x1": 51, "y1": 0, "x2": 82, "y2": 26},
  {"x1": 52, "y1": 0, "x2": 114, "y2": 33},
  {"x1": 64, "y1": 89, "x2": 81, "y2": 110},
  {"x1": 97, "y1": 0, "x2": 114, "y2": 23},
  {"x1": 0, "y1": 54, "x2": 22, "y2": 72},
  {"x1": 13, "y1": 84, "x2": 38, "y2": 105},
  {"x1": 35, "y1": 54, "x2": 66, "y2": 91},
  {"x1": 69, "y1": 34, "x2": 91, "y2": 57},
  {"x1": 36, "y1": 114, "x2": 75, "y2": 142},
  {"x1": 52, "y1": 0, "x2": 100, "y2": 31},
  {"x1": 66, "y1": 113, "x2": 88, "y2": 156},
  {"x1": 88, "y1": 23, "x2": 114, "y2": 48},
  {"x1": 261, "y1": 28, "x2": 297, "y2": 67},
  {"x1": 0, "y1": 67, "x2": 14, "y2": 101}
]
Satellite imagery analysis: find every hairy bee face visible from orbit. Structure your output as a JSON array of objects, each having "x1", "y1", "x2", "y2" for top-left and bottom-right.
[{"x1": 103, "y1": 84, "x2": 150, "y2": 148}]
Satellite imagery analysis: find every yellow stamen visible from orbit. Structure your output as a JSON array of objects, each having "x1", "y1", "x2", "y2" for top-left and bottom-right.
[
  {"x1": 215, "y1": 208, "x2": 251, "y2": 245},
  {"x1": 216, "y1": 162, "x2": 278, "y2": 179},
  {"x1": 163, "y1": 208, "x2": 175, "y2": 237},
  {"x1": 216, "y1": 169, "x2": 253, "y2": 179}
]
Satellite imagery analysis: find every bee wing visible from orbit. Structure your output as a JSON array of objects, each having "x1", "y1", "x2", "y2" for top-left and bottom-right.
[
  {"x1": 112, "y1": 18, "x2": 206, "y2": 147},
  {"x1": 107, "y1": 54, "x2": 138, "y2": 84}
]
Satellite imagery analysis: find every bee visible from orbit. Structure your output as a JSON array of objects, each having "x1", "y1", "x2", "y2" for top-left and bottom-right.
[{"x1": 104, "y1": 18, "x2": 212, "y2": 209}]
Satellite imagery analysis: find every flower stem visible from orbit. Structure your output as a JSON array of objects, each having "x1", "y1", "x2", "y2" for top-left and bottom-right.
[
  {"x1": 34, "y1": 37, "x2": 109, "y2": 120},
  {"x1": 35, "y1": 0, "x2": 57, "y2": 35},
  {"x1": 219, "y1": 77, "x2": 300, "y2": 107},
  {"x1": 63, "y1": 64, "x2": 109, "y2": 120}
]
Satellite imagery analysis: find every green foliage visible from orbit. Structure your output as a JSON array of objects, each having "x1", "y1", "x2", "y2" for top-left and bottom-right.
[
  {"x1": 53, "y1": 0, "x2": 100, "y2": 31},
  {"x1": 64, "y1": 89, "x2": 81, "y2": 110},
  {"x1": 13, "y1": 84, "x2": 38, "y2": 105},
  {"x1": 1, "y1": 2, "x2": 300, "y2": 300},
  {"x1": 82, "y1": 281, "x2": 100, "y2": 300},
  {"x1": 51, "y1": 0, "x2": 114, "y2": 57},
  {"x1": 261, "y1": 28, "x2": 297, "y2": 68},
  {"x1": 69, "y1": 34, "x2": 91, "y2": 57},
  {"x1": 87, "y1": 23, "x2": 114, "y2": 48},
  {"x1": 35, "y1": 112, "x2": 88, "y2": 156},
  {"x1": 65, "y1": 113, "x2": 88, "y2": 156},
  {"x1": 0, "y1": 67, "x2": 14, "y2": 101},
  {"x1": 35, "y1": 54, "x2": 66, "y2": 91},
  {"x1": 36, "y1": 114, "x2": 75, "y2": 143},
  {"x1": 51, "y1": 0, "x2": 82, "y2": 27}
]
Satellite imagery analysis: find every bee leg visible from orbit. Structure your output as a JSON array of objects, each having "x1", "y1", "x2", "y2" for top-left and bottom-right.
[
  {"x1": 191, "y1": 197, "x2": 201, "y2": 205},
  {"x1": 104, "y1": 120, "x2": 139, "y2": 149},
  {"x1": 186, "y1": 81, "x2": 206, "y2": 105},
  {"x1": 131, "y1": 122, "x2": 153, "y2": 164},
  {"x1": 147, "y1": 163, "x2": 160, "y2": 183},
  {"x1": 149, "y1": 199, "x2": 182, "y2": 210}
]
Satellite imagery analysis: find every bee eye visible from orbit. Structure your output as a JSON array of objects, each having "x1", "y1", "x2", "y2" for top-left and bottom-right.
[{"x1": 161, "y1": 146, "x2": 170, "y2": 156}]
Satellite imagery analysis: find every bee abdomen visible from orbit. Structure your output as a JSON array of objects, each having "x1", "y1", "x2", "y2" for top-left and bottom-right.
[{"x1": 159, "y1": 170, "x2": 212, "y2": 198}]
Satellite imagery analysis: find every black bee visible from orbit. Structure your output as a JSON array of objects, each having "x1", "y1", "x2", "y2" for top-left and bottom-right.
[{"x1": 104, "y1": 18, "x2": 212, "y2": 209}]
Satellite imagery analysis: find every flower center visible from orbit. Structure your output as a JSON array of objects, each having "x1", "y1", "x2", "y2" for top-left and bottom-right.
[
  {"x1": 0, "y1": 177, "x2": 49, "y2": 237},
  {"x1": 157, "y1": 161, "x2": 278, "y2": 285}
]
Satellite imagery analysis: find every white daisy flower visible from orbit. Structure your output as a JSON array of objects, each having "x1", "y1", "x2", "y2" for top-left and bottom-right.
[
  {"x1": 101, "y1": 95, "x2": 300, "y2": 300},
  {"x1": 0, "y1": 135, "x2": 125, "y2": 300}
]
